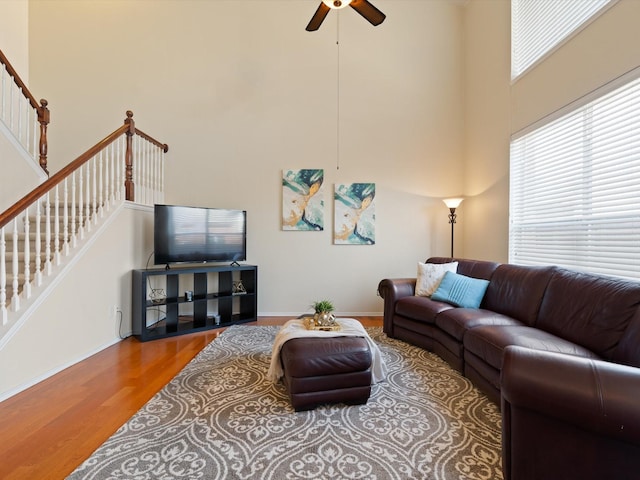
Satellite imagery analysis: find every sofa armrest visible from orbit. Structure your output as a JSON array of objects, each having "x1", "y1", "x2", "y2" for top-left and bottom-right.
[
  {"x1": 501, "y1": 345, "x2": 640, "y2": 480},
  {"x1": 377, "y1": 278, "x2": 416, "y2": 337}
]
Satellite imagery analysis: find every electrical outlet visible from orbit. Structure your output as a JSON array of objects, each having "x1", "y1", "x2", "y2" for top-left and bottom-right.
[{"x1": 112, "y1": 305, "x2": 120, "y2": 317}]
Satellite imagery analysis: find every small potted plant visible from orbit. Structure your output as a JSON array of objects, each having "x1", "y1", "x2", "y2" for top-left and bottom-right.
[{"x1": 312, "y1": 299, "x2": 336, "y2": 327}]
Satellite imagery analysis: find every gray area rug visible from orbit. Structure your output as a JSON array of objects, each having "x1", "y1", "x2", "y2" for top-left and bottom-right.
[{"x1": 68, "y1": 326, "x2": 502, "y2": 479}]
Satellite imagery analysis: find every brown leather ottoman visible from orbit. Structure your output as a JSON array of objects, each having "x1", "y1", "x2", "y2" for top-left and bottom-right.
[{"x1": 280, "y1": 336, "x2": 372, "y2": 411}]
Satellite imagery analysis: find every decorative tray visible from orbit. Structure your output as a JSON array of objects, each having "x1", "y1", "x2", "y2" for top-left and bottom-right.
[{"x1": 304, "y1": 316, "x2": 341, "y2": 331}]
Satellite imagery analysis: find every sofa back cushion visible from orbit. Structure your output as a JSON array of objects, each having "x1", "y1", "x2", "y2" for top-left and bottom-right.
[
  {"x1": 537, "y1": 268, "x2": 640, "y2": 360},
  {"x1": 482, "y1": 264, "x2": 556, "y2": 326},
  {"x1": 427, "y1": 257, "x2": 499, "y2": 282}
]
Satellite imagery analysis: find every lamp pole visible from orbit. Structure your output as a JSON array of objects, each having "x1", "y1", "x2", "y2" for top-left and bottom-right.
[
  {"x1": 443, "y1": 198, "x2": 463, "y2": 258},
  {"x1": 447, "y1": 208, "x2": 457, "y2": 257}
]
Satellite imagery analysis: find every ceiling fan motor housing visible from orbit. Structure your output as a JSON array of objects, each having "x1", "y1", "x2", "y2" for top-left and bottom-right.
[{"x1": 323, "y1": 0, "x2": 352, "y2": 9}]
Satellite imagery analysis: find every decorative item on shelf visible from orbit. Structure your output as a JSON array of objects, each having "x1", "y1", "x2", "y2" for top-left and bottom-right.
[
  {"x1": 149, "y1": 288, "x2": 166, "y2": 305},
  {"x1": 232, "y1": 280, "x2": 247, "y2": 295},
  {"x1": 443, "y1": 197, "x2": 464, "y2": 258},
  {"x1": 311, "y1": 299, "x2": 337, "y2": 327}
]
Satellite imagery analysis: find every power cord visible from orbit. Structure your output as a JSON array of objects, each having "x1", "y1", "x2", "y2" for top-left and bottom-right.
[{"x1": 117, "y1": 308, "x2": 129, "y2": 339}]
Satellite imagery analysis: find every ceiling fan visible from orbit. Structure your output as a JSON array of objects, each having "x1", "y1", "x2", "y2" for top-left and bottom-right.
[{"x1": 306, "y1": 0, "x2": 386, "y2": 32}]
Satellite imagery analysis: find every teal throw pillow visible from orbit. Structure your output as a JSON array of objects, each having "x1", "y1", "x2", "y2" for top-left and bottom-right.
[{"x1": 431, "y1": 271, "x2": 490, "y2": 308}]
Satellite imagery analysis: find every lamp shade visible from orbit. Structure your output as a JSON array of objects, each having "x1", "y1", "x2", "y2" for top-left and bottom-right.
[
  {"x1": 443, "y1": 198, "x2": 464, "y2": 209},
  {"x1": 323, "y1": 0, "x2": 352, "y2": 9}
]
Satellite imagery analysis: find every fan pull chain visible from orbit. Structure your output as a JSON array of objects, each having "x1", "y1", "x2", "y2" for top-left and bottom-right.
[{"x1": 336, "y1": 13, "x2": 341, "y2": 171}]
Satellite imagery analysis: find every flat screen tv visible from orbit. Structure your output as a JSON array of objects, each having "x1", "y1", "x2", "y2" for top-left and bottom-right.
[{"x1": 154, "y1": 204, "x2": 247, "y2": 266}]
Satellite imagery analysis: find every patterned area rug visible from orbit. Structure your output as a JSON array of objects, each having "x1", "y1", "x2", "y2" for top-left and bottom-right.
[{"x1": 68, "y1": 326, "x2": 502, "y2": 480}]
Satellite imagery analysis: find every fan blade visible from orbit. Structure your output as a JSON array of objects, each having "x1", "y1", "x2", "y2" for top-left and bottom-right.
[
  {"x1": 306, "y1": 3, "x2": 331, "y2": 31},
  {"x1": 350, "y1": 0, "x2": 386, "y2": 26}
]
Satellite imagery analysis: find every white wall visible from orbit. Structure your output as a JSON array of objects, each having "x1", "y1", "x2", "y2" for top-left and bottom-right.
[
  {"x1": 28, "y1": 0, "x2": 467, "y2": 316},
  {"x1": 0, "y1": 204, "x2": 153, "y2": 399},
  {"x1": 511, "y1": 0, "x2": 640, "y2": 133},
  {"x1": 0, "y1": 0, "x2": 29, "y2": 79},
  {"x1": 461, "y1": 0, "x2": 511, "y2": 263}
]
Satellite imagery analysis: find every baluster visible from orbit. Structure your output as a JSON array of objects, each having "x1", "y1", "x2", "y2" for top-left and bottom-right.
[
  {"x1": 54, "y1": 185, "x2": 60, "y2": 266},
  {"x1": 140, "y1": 138, "x2": 146, "y2": 204},
  {"x1": 106, "y1": 143, "x2": 113, "y2": 210},
  {"x1": 147, "y1": 142, "x2": 153, "y2": 205},
  {"x1": 109, "y1": 140, "x2": 118, "y2": 205},
  {"x1": 115, "y1": 137, "x2": 122, "y2": 201},
  {"x1": 34, "y1": 199, "x2": 42, "y2": 286},
  {"x1": 1, "y1": 65, "x2": 6, "y2": 122},
  {"x1": 92, "y1": 156, "x2": 98, "y2": 225},
  {"x1": 151, "y1": 143, "x2": 156, "y2": 204},
  {"x1": 160, "y1": 147, "x2": 165, "y2": 203},
  {"x1": 85, "y1": 161, "x2": 92, "y2": 233},
  {"x1": 11, "y1": 218, "x2": 19, "y2": 311},
  {"x1": 44, "y1": 192, "x2": 52, "y2": 276},
  {"x1": 63, "y1": 178, "x2": 70, "y2": 256},
  {"x1": 9, "y1": 78, "x2": 14, "y2": 130},
  {"x1": 143, "y1": 139, "x2": 148, "y2": 204},
  {"x1": 18, "y1": 90, "x2": 23, "y2": 144},
  {"x1": 71, "y1": 171, "x2": 78, "y2": 248},
  {"x1": 23, "y1": 209, "x2": 31, "y2": 299},
  {"x1": 32, "y1": 109, "x2": 38, "y2": 160},
  {"x1": 1, "y1": 226, "x2": 7, "y2": 325},
  {"x1": 98, "y1": 150, "x2": 104, "y2": 218},
  {"x1": 78, "y1": 165, "x2": 85, "y2": 240}
]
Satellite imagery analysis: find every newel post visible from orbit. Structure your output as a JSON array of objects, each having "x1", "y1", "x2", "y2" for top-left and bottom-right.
[
  {"x1": 38, "y1": 99, "x2": 50, "y2": 175},
  {"x1": 124, "y1": 110, "x2": 135, "y2": 201}
]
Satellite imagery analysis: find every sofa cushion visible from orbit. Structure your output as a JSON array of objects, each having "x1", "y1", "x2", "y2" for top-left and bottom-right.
[
  {"x1": 436, "y1": 308, "x2": 524, "y2": 341},
  {"x1": 395, "y1": 296, "x2": 454, "y2": 324},
  {"x1": 427, "y1": 257, "x2": 500, "y2": 282},
  {"x1": 482, "y1": 264, "x2": 556, "y2": 327},
  {"x1": 431, "y1": 272, "x2": 490, "y2": 308},
  {"x1": 464, "y1": 324, "x2": 601, "y2": 371},
  {"x1": 415, "y1": 261, "x2": 458, "y2": 296},
  {"x1": 537, "y1": 268, "x2": 640, "y2": 359}
]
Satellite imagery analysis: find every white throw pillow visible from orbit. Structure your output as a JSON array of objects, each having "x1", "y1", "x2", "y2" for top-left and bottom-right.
[{"x1": 415, "y1": 261, "x2": 459, "y2": 297}]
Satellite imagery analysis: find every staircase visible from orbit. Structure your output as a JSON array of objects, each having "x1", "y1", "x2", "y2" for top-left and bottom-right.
[{"x1": 0, "y1": 49, "x2": 169, "y2": 348}]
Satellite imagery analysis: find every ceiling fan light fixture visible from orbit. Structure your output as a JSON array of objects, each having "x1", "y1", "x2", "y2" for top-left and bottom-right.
[{"x1": 322, "y1": 0, "x2": 352, "y2": 10}]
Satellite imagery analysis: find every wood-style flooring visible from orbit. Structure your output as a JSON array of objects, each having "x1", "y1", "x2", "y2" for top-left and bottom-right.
[{"x1": 0, "y1": 316, "x2": 382, "y2": 480}]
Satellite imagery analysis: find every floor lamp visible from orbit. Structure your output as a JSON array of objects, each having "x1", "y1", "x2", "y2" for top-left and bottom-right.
[{"x1": 443, "y1": 198, "x2": 463, "y2": 258}]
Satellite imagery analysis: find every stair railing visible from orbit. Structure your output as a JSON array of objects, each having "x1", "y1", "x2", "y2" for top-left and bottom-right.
[
  {"x1": 0, "y1": 111, "x2": 168, "y2": 326},
  {"x1": 0, "y1": 49, "x2": 50, "y2": 174}
]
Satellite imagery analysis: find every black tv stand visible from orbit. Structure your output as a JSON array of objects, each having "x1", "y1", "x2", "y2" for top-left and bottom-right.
[{"x1": 132, "y1": 264, "x2": 257, "y2": 341}]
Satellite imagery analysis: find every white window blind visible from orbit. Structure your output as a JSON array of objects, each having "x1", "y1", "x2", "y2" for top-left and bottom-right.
[
  {"x1": 511, "y1": 0, "x2": 614, "y2": 79},
  {"x1": 509, "y1": 75, "x2": 640, "y2": 280}
]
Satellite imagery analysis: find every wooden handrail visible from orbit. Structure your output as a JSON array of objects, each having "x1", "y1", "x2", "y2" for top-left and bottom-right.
[
  {"x1": 0, "y1": 111, "x2": 169, "y2": 230},
  {"x1": 0, "y1": 124, "x2": 128, "y2": 230},
  {"x1": 0, "y1": 49, "x2": 40, "y2": 110},
  {"x1": 0, "y1": 48, "x2": 51, "y2": 173},
  {"x1": 135, "y1": 128, "x2": 169, "y2": 153}
]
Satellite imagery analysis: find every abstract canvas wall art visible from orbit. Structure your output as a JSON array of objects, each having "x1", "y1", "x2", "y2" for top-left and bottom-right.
[
  {"x1": 334, "y1": 183, "x2": 376, "y2": 244},
  {"x1": 282, "y1": 169, "x2": 324, "y2": 231}
]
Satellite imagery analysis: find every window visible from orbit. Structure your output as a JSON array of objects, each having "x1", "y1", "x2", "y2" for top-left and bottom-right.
[
  {"x1": 511, "y1": 0, "x2": 614, "y2": 79},
  {"x1": 509, "y1": 73, "x2": 640, "y2": 279}
]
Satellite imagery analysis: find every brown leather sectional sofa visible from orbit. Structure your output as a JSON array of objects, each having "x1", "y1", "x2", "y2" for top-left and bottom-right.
[{"x1": 378, "y1": 257, "x2": 640, "y2": 479}]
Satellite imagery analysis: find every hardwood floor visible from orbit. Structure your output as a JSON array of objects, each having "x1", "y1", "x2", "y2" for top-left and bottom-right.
[{"x1": 0, "y1": 316, "x2": 382, "y2": 480}]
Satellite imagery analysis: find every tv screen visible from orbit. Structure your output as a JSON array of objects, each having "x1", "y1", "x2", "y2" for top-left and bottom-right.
[{"x1": 154, "y1": 204, "x2": 246, "y2": 265}]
